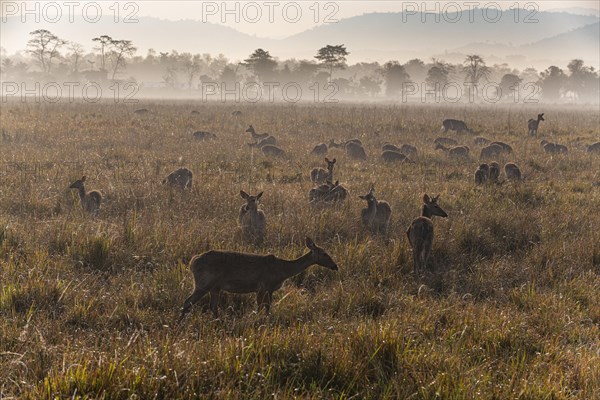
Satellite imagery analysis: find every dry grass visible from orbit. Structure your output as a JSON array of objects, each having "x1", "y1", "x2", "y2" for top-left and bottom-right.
[{"x1": 1, "y1": 100, "x2": 599, "y2": 399}]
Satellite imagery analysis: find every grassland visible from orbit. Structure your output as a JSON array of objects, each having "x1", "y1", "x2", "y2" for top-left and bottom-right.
[{"x1": 0, "y1": 100, "x2": 599, "y2": 399}]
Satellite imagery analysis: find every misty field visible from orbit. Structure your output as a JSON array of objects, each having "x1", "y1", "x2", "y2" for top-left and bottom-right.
[{"x1": 0, "y1": 100, "x2": 599, "y2": 399}]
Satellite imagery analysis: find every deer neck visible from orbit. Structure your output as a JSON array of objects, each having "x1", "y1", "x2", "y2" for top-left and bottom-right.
[
  {"x1": 326, "y1": 167, "x2": 334, "y2": 181},
  {"x1": 77, "y1": 186, "x2": 86, "y2": 200},
  {"x1": 366, "y1": 199, "x2": 377, "y2": 218},
  {"x1": 422, "y1": 205, "x2": 433, "y2": 219},
  {"x1": 278, "y1": 252, "x2": 315, "y2": 280}
]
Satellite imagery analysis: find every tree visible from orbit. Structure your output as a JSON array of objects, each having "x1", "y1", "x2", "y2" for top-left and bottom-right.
[
  {"x1": 315, "y1": 44, "x2": 349, "y2": 81},
  {"x1": 68, "y1": 42, "x2": 85, "y2": 74},
  {"x1": 404, "y1": 59, "x2": 427, "y2": 82},
  {"x1": 426, "y1": 60, "x2": 453, "y2": 94},
  {"x1": 463, "y1": 54, "x2": 490, "y2": 90},
  {"x1": 539, "y1": 66, "x2": 566, "y2": 101},
  {"x1": 108, "y1": 39, "x2": 136, "y2": 80},
  {"x1": 566, "y1": 59, "x2": 599, "y2": 101},
  {"x1": 499, "y1": 73, "x2": 522, "y2": 100},
  {"x1": 243, "y1": 49, "x2": 277, "y2": 83},
  {"x1": 27, "y1": 29, "x2": 66, "y2": 74},
  {"x1": 359, "y1": 76, "x2": 381, "y2": 97},
  {"x1": 92, "y1": 35, "x2": 112, "y2": 71},
  {"x1": 181, "y1": 53, "x2": 202, "y2": 89},
  {"x1": 381, "y1": 61, "x2": 410, "y2": 96}
]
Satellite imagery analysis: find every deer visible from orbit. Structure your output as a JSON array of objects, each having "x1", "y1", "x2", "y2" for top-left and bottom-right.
[
  {"x1": 435, "y1": 143, "x2": 470, "y2": 158},
  {"x1": 406, "y1": 194, "x2": 448, "y2": 273},
  {"x1": 245, "y1": 125, "x2": 269, "y2": 141},
  {"x1": 239, "y1": 191, "x2": 266, "y2": 244},
  {"x1": 434, "y1": 137, "x2": 458, "y2": 147},
  {"x1": 329, "y1": 139, "x2": 362, "y2": 149},
  {"x1": 311, "y1": 143, "x2": 328, "y2": 156},
  {"x1": 528, "y1": 113, "x2": 544, "y2": 136},
  {"x1": 400, "y1": 144, "x2": 418, "y2": 158},
  {"x1": 179, "y1": 237, "x2": 338, "y2": 320},
  {"x1": 489, "y1": 162, "x2": 501, "y2": 183},
  {"x1": 248, "y1": 135, "x2": 277, "y2": 149},
  {"x1": 542, "y1": 141, "x2": 568, "y2": 154},
  {"x1": 587, "y1": 142, "x2": 600, "y2": 153},
  {"x1": 163, "y1": 167, "x2": 193, "y2": 189},
  {"x1": 133, "y1": 108, "x2": 150, "y2": 115},
  {"x1": 309, "y1": 180, "x2": 348, "y2": 203},
  {"x1": 69, "y1": 176, "x2": 102, "y2": 215},
  {"x1": 310, "y1": 158, "x2": 336, "y2": 184},
  {"x1": 479, "y1": 143, "x2": 504, "y2": 160},
  {"x1": 345, "y1": 141, "x2": 367, "y2": 160},
  {"x1": 442, "y1": 119, "x2": 472, "y2": 133},
  {"x1": 504, "y1": 162, "x2": 522, "y2": 181},
  {"x1": 490, "y1": 141, "x2": 513, "y2": 153},
  {"x1": 261, "y1": 145, "x2": 286, "y2": 157},
  {"x1": 192, "y1": 131, "x2": 217, "y2": 140},
  {"x1": 381, "y1": 150, "x2": 411, "y2": 163},
  {"x1": 475, "y1": 163, "x2": 490, "y2": 184},
  {"x1": 382, "y1": 143, "x2": 402, "y2": 152},
  {"x1": 359, "y1": 185, "x2": 392, "y2": 234}
]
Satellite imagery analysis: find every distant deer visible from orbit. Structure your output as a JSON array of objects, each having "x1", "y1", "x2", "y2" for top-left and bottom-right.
[
  {"x1": 248, "y1": 136, "x2": 276, "y2": 148},
  {"x1": 528, "y1": 113, "x2": 544, "y2": 135},
  {"x1": 434, "y1": 137, "x2": 459, "y2": 147},
  {"x1": 587, "y1": 142, "x2": 600, "y2": 153},
  {"x1": 475, "y1": 163, "x2": 490, "y2": 184},
  {"x1": 359, "y1": 185, "x2": 392, "y2": 234},
  {"x1": 489, "y1": 162, "x2": 501, "y2": 183},
  {"x1": 490, "y1": 141, "x2": 513, "y2": 153},
  {"x1": 246, "y1": 125, "x2": 269, "y2": 140},
  {"x1": 442, "y1": 119, "x2": 472, "y2": 133},
  {"x1": 406, "y1": 194, "x2": 448, "y2": 273},
  {"x1": 311, "y1": 143, "x2": 328, "y2": 156},
  {"x1": 231, "y1": 110, "x2": 243, "y2": 117},
  {"x1": 134, "y1": 108, "x2": 150, "y2": 115},
  {"x1": 381, "y1": 150, "x2": 411, "y2": 163},
  {"x1": 542, "y1": 141, "x2": 568, "y2": 154},
  {"x1": 382, "y1": 143, "x2": 402, "y2": 152},
  {"x1": 69, "y1": 176, "x2": 102, "y2": 215},
  {"x1": 329, "y1": 139, "x2": 362, "y2": 149},
  {"x1": 261, "y1": 145, "x2": 286, "y2": 157},
  {"x1": 310, "y1": 158, "x2": 336, "y2": 184},
  {"x1": 435, "y1": 143, "x2": 470, "y2": 158},
  {"x1": 479, "y1": 143, "x2": 504, "y2": 160},
  {"x1": 163, "y1": 167, "x2": 193, "y2": 189},
  {"x1": 504, "y1": 163, "x2": 522, "y2": 181},
  {"x1": 345, "y1": 142, "x2": 367, "y2": 160},
  {"x1": 192, "y1": 131, "x2": 217, "y2": 140},
  {"x1": 309, "y1": 180, "x2": 348, "y2": 203},
  {"x1": 400, "y1": 144, "x2": 418, "y2": 158},
  {"x1": 180, "y1": 237, "x2": 338, "y2": 319},
  {"x1": 239, "y1": 191, "x2": 266, "y2": 244}
]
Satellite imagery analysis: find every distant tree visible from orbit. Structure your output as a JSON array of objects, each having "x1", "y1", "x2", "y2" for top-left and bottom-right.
[
  {"x1": 520, "y1": 67, "x2": 539, "y2": 83},
  {"x1": 108, "y1": 39, "x2": 136, "y2": 80},
  {"x1": 499, "y1": 73, "x2": 522, "y2": 99},
  {"x1": 359, "y1": 76, "x2": 381, "y2": 97},
  {"x1": 219, "y1": 65, "x2": 239, "y2": 88},
  {"x1": 382, "y1": 61, "x2": 410, "y2": 96},
  {"x1": 404, "y1": 59, "x2": 427, "y2": 82},
  {"x1": 426, "y1": 60, "x2": 453, "y2": 93},
  {"x1": 92, "y1": 35, "x2": 113, "y2": 71},
  {"x1": 293, "y1": 60, "x2": 320, "y2": 85},
  {"x1": 566, "y1": 59, "x2": 599, "y2": 101},
  {"x1": 243, "y1": 48, "x2": 277, "y2": 83},
  {"x1": 27, "y1": 29, "x2": 66, "y2": 74},
  {"x1": 315, "y1": 44, "x2": 349, "y2": 81},
  {"x1": 539, "y1": 66, "x2": 566, "y2": 101},
  {"x1": 68, "y1": 42, "x2": 85, "y2": 74},
  {"x1": 463, "y1": 54, "x2": 490, "y2": 89},
  {"x1": 181, "y1": 53, "x2": 202, "y2": 89}
]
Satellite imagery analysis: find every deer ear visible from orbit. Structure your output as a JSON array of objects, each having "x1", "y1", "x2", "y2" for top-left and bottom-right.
[
  {"x1": 324, "y1": 157, "x2": 329, "y2": 163},
  {"x1": 434, "y1": 195, "x2": 440, "y2": 202},
  {"x1": 305, "y1": 237, "x2": 316, "y2": 250},
  {"x1": 359, "y1": 195, "x2": 366, "y2": 200},
  {"x1": 423, "y1": 194, "x2": 430, "y2": 204},
  {"x1": 256, "y1": 191, "x2": 263, "y2": 200},
  {"x1": 240, "y1": 190, "x2": 249, "y2": 200},
  {"x1": 81, "y1": 176, "x2": 86, "y2": 182}
]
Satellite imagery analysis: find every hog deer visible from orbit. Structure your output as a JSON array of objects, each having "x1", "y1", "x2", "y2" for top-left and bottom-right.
[
  {"x1": 248, "y1": 135, "x2": 277, "y2": 148},
  {"x1": 479, "y1": 144, "x2": 504, "y2": 160},
  {"x1": 587, "y1": 142, "x2": 600, "y2": 153},
  {"x1": 311, "y1": 143, "x2": 328, "y2": 156},
  {"x1": 163, "y1": 167, "x2": 193, "y2": 189},
  {"x1": 406, "y1": 194, "x2": 448, "y2": 273},
  {"x1": 245, "y1": 125, "x2": 269, "y2": 140},
  {"x1": 180, "y1": 237, "x2": 338, "y2": 319},
  {"x1": 528, "y1": 113, "x2": 544, "y2": 136},
  {"x1": 359, "y1": 185, "x2": 392, "y2": 234},
  {"x1": 442, "y1": 119, "x2": 472, "y2": 133},
  {"x1": 435, "y1": 143, "x2": 470, "y2": 158},
  {"x1": 474, "y1": 163, "x2": 490, "y2": 184},
  {"x1": 310, "y1": 158, "x2": 336, "y2": 184},
  {"x1": 261, "y1": 145, "x2": 286, "y2": 157},
  {"x1": 504, "y1": 163, "x2": 522, "y2": 181},
  {"x1": 345, "y1": 142, "x2": 367, "y2": 160},
  {"x1": 489, "y1": 162, "x2": 501, "y2": 183},
  {"x1": 239, "y1": 191, "x2": 266, "y2": 244},
  {"x1": 69, "y1": 176, "x2": 102, "y2": 215},
  {"x1": 381, "y1": 150, "x2": 411, "y2": 163}
]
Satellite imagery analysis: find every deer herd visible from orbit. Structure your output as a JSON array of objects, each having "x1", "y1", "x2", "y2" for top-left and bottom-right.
[{"x1": 65, "y1": 111, "x2": 599, "y2": 319}]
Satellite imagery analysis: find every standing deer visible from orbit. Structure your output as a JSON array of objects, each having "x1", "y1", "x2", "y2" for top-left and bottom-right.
[
  {"x1": 400, "y1": 144, "x2": 418, "y2": 158},
  {"x1": 528, "y1": 113, "x2": 544, "y2": 136},
  {"x1": 179, "y1": 237, "x2": 338, "y2": 319},
  {"x1": 479, "y1": 144, "x2": 504, "y2": 160},
  {"x1": 309, "y1": 180, "x2": 348, "y2": 203},
  {"x1": 359, "y1": 185, "x2": 392, "y2": 234},
  {"x1": 245, "y1": 125, "x2": 269, "y2": 140},
  {"x1": 69, "y1": 176, "x2": 102, "y2": 215},
  {"x1": 504, "y1": 163, "x2": 522, "y2": 181},
  {"x1": 239, "y1": 191, "x2": 266, "y2": 244},
  {"x1": 475, "y1": 163, "x2": 490, "y2": 184},
  {"x1": 310, "y1": 158, "x2": 336, "y2": 184},
  {"x1": 406, "y1": 194, "x2": 448, "y2": 273},
  {"x1": 163, "y1": 167, "x2": 193, "y2": 189},
  {"x1": 442, "y1": 119, "x2": 472, "y2": 133}
]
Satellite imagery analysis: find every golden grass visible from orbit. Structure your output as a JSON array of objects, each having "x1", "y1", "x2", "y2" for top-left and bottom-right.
[{"x1": 0, "y1": 100, "x2": 599, "y2": 399}]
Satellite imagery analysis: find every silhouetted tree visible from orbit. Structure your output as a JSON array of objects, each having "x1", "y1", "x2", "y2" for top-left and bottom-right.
[
  {"x1": 539, "y1": 66, "x2": 566, "y2": 101},
  {"x1": 426, "y1": 60, "x2": 453, "y2": 93},
  {"x1": 92, "y1": 35, "x2": 112, "y2": 71},
  {"x1": 67, "y1": 42, "x2": 85, "y2": 74},
  {"x1": 499, "y1": 73, "x2": 522, "y2": 99},
  {"x1": 108, "y1": 39, "x2": 136, "y2": 80},
  {"x1": 27, "y1": 29, "x2": 66, "y2": 74},
  {"x1": 566, "y1": 59, "x2": 599, "y2": 101},
  {"x1": 463, "y1": 54, "x2": 490, "y2": 88},
  {"x1": 315, "y1": 44, "x2": 349, "y2": 81},
  {"x1": 404, "y1": 59, "x2": 427, "y2": 82},
  {"x1": 359, "y1": 76, "x2": 381, "y2": 97},
  {"x1": 243, "y1": 49, "x2": 277, "y2": 83},
  {"x1": 382, "y1": 61, "x2": 410, "y2": 96}
]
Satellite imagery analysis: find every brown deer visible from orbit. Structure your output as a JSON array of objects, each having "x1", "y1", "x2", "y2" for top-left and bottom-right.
[
  {"x1": 528, "y1": 113, "x2": 544, "y2": 135},
  {"x1": 239, "y1": 191, "x2": 266, "y2": 244},
  {"x1": 311, "y1": 143, "x2": 328, "y2": 156},
  {"x1": 406, "y1": 194, "x2": 448, "y2": 273},
  {"x1": 192, "y1": 131, "x2": 217, "y2": 140},
  {"x1": 248, "y1": 135, "x2": 277, "y2": 148},
  {"x1": 434, "y1": 137, "x2": 458, "y2": 147},
  {"x1": 489, "y1": 162, "x2": 501, "y2": 183},
  {"x1": 309, "y1": 180, "x2": 348, "y2": 203},
  {"x1": 400, "y1": 144, "x2": 418, "y2": 158},
  {"x1": 179, "y1": 237, "x2": 338, "y2": 319},
  {"x1": 479, "y1": 144, "x2": 504, "y2": 160},
  {"x1": 245, "y1": 125, "x2": 269, "y2": 140},
  {"x1": 490, "y1": 141, "x2": 513, "y2": 153},
  {"x1": 442, "y1": 119, "x2": 472, "y2": 133},
  {"x1": 69, "y1": 176, "x2": 102, "y2": 215},
  {"x1": 261, "y1": 145, "x2": 286, "y2": 157},
  {"x1": 435, "y1": 143, "x2": 470, "y2": 158},
  {"x1": 475, "y1": 163, "x2": 490, "y2": 184},
  {"x1": 381, "y1": 150, "x2": 411, "y2": 163},
  {"x1": 504, "y1": 162, "x2": 522, "y2": 181},
  {"x1": 345, "y1": 142, "x2": 367, "y2": 160},
  {"x1": 587, "y1": 142, "x2": 600, "y2": 153},
  {"x1": 310, "y1": 158, "x2": 336, "y2": 184},
  {"x1": 163, "y1": 167, "x2": 193, "y2": 189},
  {"x1": 382, "y1": 143, "x2": 402, "y2": 152},
  {"x1": 359, "y1": 185, "x2": 392, "y2": 234}
]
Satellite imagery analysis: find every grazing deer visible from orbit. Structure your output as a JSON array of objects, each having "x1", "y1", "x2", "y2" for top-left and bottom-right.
[
  {"x1": 528, "y1": 113, "x2": 544, "y2": 135},
  {"x1": 542, "y1": 141, "x2": 568, "y2": 154},
  {"x1": 400, "y1": 144, "x2": 418, "y2": 157},
  {"x1": 587, "y1": 142, "x2": 600, "y2": 153},
  {"x1": 406, "y1": 194, "x2": 448, "y2": 273},
  {"x1": 435, "y1": 143, "x2": 470, "y2": 158},
  {"x1": 504, "y1": 163, "x2": 522, "y2": 181},
  {"x1": 163, "y1": 167, "x2": 193, "y2": 189},
  {"x1": 345, "y1": 142, "x2": 367, "y2": 160},
  {"x1": 489, "y1": 162, "x2": 501, "y2": 183},
  {"x1": 309, "y1": 180, "x2": 348, "y2": 203},
  {"x1": 246, "y1": 125, "x2": 269, "y2": 140},
  {"x1": 359, "y1": 185, "x2": 392, "y2": 234},
  {"x1": 180, "y1": 237, "x2": 338, "y2": 319},
  {"x1": 474, "y1": 136, "x2": 491, "y2": 146},
  {"x1": 382, "y1": 143, "x2": 402, "y2": 152},
  {"x1": 381, "y1": 150, "x2": 411, "y2": 162},
  {"x1": 69, "y1": 176, "x2": 102, "y2": 215},
  {"x1": 248, "y1": 136, "x2": 277, "y2": 148},
  {"x1": 190, "y1": 110, "x2": 200, "y2": 115},
  {"x1": 239, "y1": 191, "x2": 266, "y2": 244},
  {"x1": 434, "y1": 137, "x2": 459, "y2": 147},
  {"x1": 310, "y1": 158, "x2": 336, "y2": 184},
  {"x1": 192, "y1": 131, "x2": 217, "y2": 140},
  {"x1": 329, "y1": 139, "x2": 362, "y2": 149},
  {"x1": 231, "y1": 110, "x2": 243, "y2": 117},
  {"x1": 490, "y1": 141, "x2": 513, "y2": 153},
  {"x1": 134, "y1": 108, "x2": 150, "y2": 115},
  {"x1": 479, "y1": 144, "x2": 504, "y2": 160},
  {"x1": 475, "y1": 163, "x2": 490, "y2": 184},
  {"x1": 261, "y1": 145, "x2": 286, "y2": 157},
  {"x1": 442, "y1": 119, "x2": 472, "y2": 133},
  {"x1": 311, "y1": 143, "x2": 328, "y2": 156}
]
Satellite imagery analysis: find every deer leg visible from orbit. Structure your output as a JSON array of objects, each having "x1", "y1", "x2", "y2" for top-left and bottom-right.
[
  {"x1": 180, "y1": 288, "x2": 208, "y2": 321},
  {"x1": 209, "y1": 290, "x2": 220, "y2": 317},
  {"x1": 256, "y1": 290, "x2": 272, "y2": 313}
]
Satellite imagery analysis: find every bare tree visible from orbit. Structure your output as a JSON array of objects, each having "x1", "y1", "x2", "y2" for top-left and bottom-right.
[
  {"x1": 92, "y1": 35, "x2": 112, "y2": 71},
  {"x1": 27, "y1": 29, "x2": 66, "y2": 74},
  {"x1": 68, "y1": 42, "x2": 85, "y2": 74},
  {"x1": 463, "y1": 55, "x2": 490, "y2": 92},
  {"x1": 108, "y1": 39, "x2": 137, "y2": 80}
]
